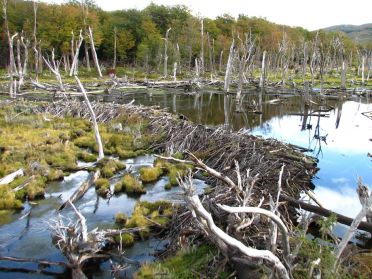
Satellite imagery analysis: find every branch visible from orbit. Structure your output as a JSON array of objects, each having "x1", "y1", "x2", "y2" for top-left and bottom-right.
[
  {"x1": 68, "y1": 200, "x2": 88, "y2": 242},
  {"x1": 179, "y1": 175, "x2": 290, "y2": 279},
  {"x1": 75, "y1": 76, "x2": 104, "y2": 160},
  {"x1": 218, "y1": 204, "x2": 290, "y2": 260}
]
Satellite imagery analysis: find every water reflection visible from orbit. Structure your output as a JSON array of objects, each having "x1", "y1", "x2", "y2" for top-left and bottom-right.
[{"x1": 107, "y1": 89, "x2": 371, "y2": 219}]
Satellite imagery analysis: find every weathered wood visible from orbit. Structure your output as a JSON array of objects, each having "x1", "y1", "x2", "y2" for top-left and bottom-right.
[
  {"x1": 280, "y1": 194, "x2": 372, "y2": 233},
  {"x1": 88, "y1": 26, "x2": 102, "y2": 78},
  {"x1": 0, "y1": 168, "x2": 24, "y2": 185},
  {"x1": 224, "y1": 39, "x2": 235, "y2": 92},
  {"x1": 75, "y1": 77, "x2": 104, "y2": 160},
  {"x1": 179, "y1": 175, "x2": 290, "y2": 279},
  {"x1": 69, "y1": 30, "x2": 84, "y2": 76},
  {"x1": 59, "y1": 170, "x2": 100, "y2": 211}
]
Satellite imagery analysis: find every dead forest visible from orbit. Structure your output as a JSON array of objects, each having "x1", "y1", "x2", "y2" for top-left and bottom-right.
[{"x1": 0, "y1": 0, "x2": 372, "y2": 279}]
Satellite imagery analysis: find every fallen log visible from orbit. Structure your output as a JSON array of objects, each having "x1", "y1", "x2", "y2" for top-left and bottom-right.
[
  {"x1": 0, "y1": 168, "x2": 24, "y2": 185},
  {"x1": 59, "y1": 170, "x2": 100, "y2": 211},
  {"x1": 281, "y1": 194, "x2": 372, "y2": 233}
]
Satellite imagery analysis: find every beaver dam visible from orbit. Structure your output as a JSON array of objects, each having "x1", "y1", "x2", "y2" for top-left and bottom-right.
[{"x1": 0, "y1": 95, "x2": 371, "y2": 278}]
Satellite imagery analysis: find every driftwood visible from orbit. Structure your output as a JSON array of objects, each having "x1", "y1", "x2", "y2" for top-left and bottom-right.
[
  {"x1": 0, "y1": 168, "x2": 24, "y2": 185},
  {"x1": 59, "y1": 170, "x2": 100, "y2": 210}
]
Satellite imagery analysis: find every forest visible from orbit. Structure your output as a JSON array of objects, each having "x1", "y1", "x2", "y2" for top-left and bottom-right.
[
  {"x1": 1, "y1": 0, "x2": 371, "y2": 81},
  {"x1": 0, "y1": 0, "x2": 372, "y2": 279}
]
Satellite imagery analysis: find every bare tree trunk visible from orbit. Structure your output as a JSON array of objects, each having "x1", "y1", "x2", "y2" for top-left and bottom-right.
[
  {"x1": 88, "y1": 26, "x2": 102, "y2": 78},
  {"x1": 70, "y1": 31, "x2": 75, "y2": 70},
  {"x1": 207, "y1": 32, "x2": 214, "y2": 81},
  {"x1": 16, "y1": 38, "x2": 24, "y2": 88},
  {"x1": 32, "y1": 0, "x2": 39, "y2": 81},
  {"x1": 224, "y1": 40, "x2": 235, "y2": 92},
  {"x1": 38, "y1": 45, "x2": 43, "y2": 74},
  {"x1": 200, "y1": 18, "x2": 204, "y2": 75},
  {"x1": 113, "y1": 26, "x2": 117, "y2": 69},
  {"x1": 43, "y1": 49, "x2": 64, "y2": 91},
  {"x1": 75, "y1": 77, "x2": 104, "y2": 160},
  {"x1": 259, "y1": 51, "x2": 267, "y2": 88},
  {"x1": 341, "y1": 60, "x2": 346, "y2": 90},
  {"x1": 84, "y1": 43, "x2": 91, "y2": 71},
  {"x1": 69, "y1": 30, "x2": 84, "y2": 76},
  {"x1": 361, "y1": 55, "x2": 365, "y2": 85},
  {"x1": 173, "y1": 62, "x2": 177, "y2": 82},
  {"x1": 163, "y1": 28, "x2": 171, "y2": 78},
  {"x1": 219, "y1": 50, "x2": 223, "y2": 72},
  {"x1": 176, "y1": 42, "x2": 181, "y2": 74},
  {"x1": 20, "y1": 36, "x2": 29, "y2": 76}
]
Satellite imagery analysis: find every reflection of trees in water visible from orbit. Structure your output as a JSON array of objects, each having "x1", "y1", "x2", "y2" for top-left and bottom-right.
[{"x1": 312, "y1": 113, "x2": 328, "y2": 157}]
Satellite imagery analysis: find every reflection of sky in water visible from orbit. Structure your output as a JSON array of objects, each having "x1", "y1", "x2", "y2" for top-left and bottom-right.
[{"x1": 251, "y1": 101, "x2": 372, "y2": 218}]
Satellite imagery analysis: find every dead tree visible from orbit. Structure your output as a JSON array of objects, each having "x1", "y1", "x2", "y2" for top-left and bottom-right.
[
  {"x1": 163, "y1": 28, "x2": 171, "y2": 78},
  {"x1": 50, "y1": 201, "x2": 108, "y2": 279},
  {"x1": 178, "y1": 173, "x2": 290, "y2": 279},
  {"x1": 81, "y1": 1, "x2": 91, "y2": 71},
  {"x1": 33, "y1": 1, "x2": 39, "y2": 81},
  {"x1": 113, "y1": 26, "x2": 117, "y2": 69},
  {"x1": 20, "y1": 35, "x2": 29, "y2": 76},
  {"x1": 87, "y1": 26, "x2": 102, "y2": 78},
  {"x1": 341, "y1": 60, "x2": 346, "y2": 90},
  {"x1": 69, "y1": 30, "x2": 84, "y2": 76},
  {"x1": 75, "y1": 76, "x2": 104, "y2": 160},
  {"x1": 43, "y1": 49, "x2": 65, "y2": 91},
  {"x1": 16, "y1": 37, "x2": 24, "y2": 88},
  {"x1": 2, "y1": 0, "x2": 17, "y2": 97},
  {"x1": 259, "y1": 50, "x2": 267, "y2": 88},
  {"x1": 207, "y1": 32, "x2": 214, "y2": 81},
  {"x1": 224, "y1": 39, "x2": 235, "y2": 92},
  {"x1": 200, "y1": 18, "x2": 204, "y2": 75}
]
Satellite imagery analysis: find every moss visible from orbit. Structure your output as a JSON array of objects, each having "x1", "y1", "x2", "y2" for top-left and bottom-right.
[
  {"x1": 24, "y1": 175, "x2": 47, "y2": 200},
  {"x1": 125, "y1": 201, "x2": 174, "y2": 232},
  {"x1": 164, "y1": 183, "x2": 172, "y2": 190},
  {"x1": 113, "y1": 233, "x2": 135, "y2": 247},
  {"x1": 115, "y1": 212, "x2": 128, "y2": 225},
  {"x1": 114, "y1": 174, "x2": 146, "y2": 195},
  {"x1": 0, "y1": 186, "x2": 24, "y2": 210},
  {"x1": 154, "y1": 158, "x2": 192, "y2": 189},
  {"x1": 73, "y1": 135, "x2": 96, "y2": 151},
  {"x1": 44, "y1": 143, "x2": 78, "y2": 170},
  {"x1": 95, "y1": 178, "x2": 110, "y2": 197},
  {"x1": 116, "y1": 148, "x2": 137, "y2": 159},
  {"x1": 77, "y1": 150, "x2": 97, "y2": 162},
  {"x1": 47, "y1": 169, "x2": 64, "y2": 181},
  {"x1": 98, "y1": 158, "x2": 126, "y2": 178},
  {"x1": 139, "y1": 167, "x2": 163, "y2": 183}
]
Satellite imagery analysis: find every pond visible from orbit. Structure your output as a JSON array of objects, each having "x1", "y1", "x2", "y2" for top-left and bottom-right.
[
  {"x1": 0, "y1": 154, "x2": 205, "y2": 278},
  {"x1": 1, "y1": 88, "x2": 371, "y2": 278},
  {"x1": 107, "y1": 88, "x2": 372, "y2": 220}
]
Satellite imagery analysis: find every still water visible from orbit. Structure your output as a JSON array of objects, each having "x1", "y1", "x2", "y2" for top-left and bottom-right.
[
  {"x1": 1, "y1": 88, "x2": 371, "y2": 278},
  {"x1": 108, "y1": 88, "x2": 372, "y2": 219}
]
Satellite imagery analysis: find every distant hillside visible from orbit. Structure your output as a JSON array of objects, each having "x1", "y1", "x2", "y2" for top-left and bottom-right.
[{"x1": 324, "y1": 23, "x2": 372, "y2": 45}]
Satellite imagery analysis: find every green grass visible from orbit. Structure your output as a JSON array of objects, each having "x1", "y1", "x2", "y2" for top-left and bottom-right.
[{"x1": 135, "y1": 244, "x2": 229, "y2": 279}]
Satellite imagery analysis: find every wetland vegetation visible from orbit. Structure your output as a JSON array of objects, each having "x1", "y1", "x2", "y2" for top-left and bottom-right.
[{"x1": 0, "y1": 0, "x2": 371, "y2": 278}]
